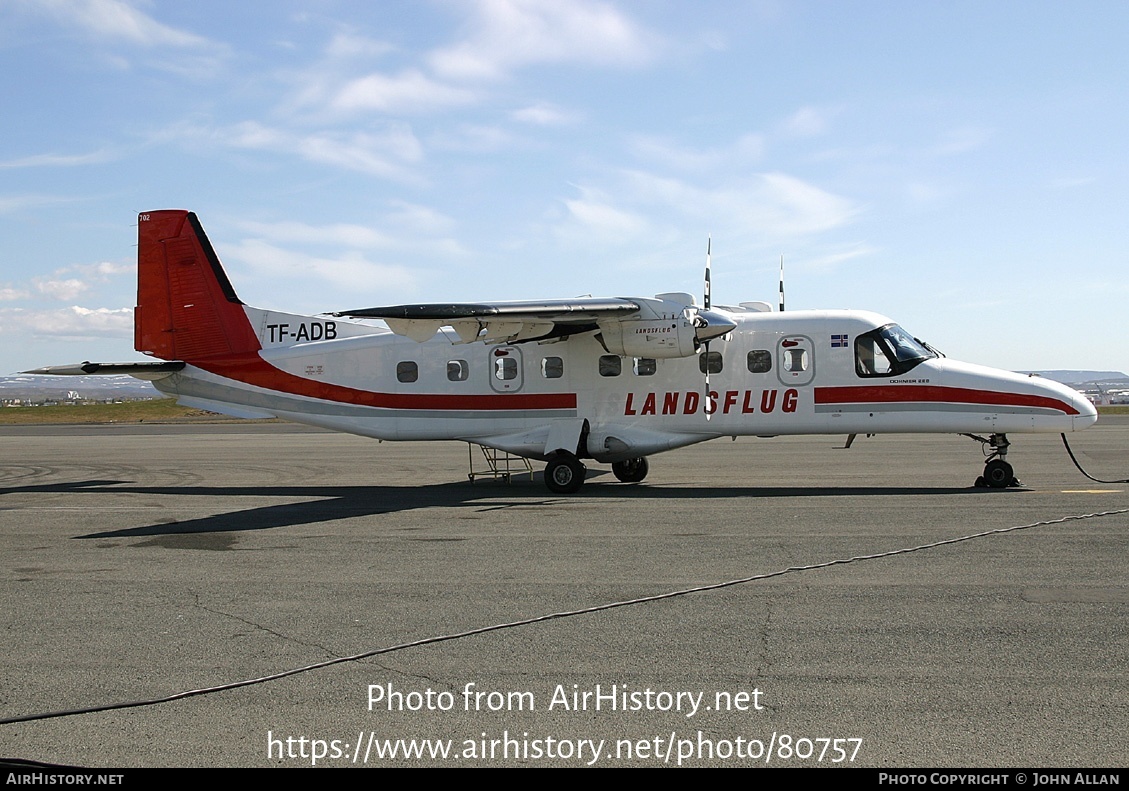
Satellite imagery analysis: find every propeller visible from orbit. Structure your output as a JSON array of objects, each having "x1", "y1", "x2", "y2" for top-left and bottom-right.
[
  {"x1": 691, "y1": 237, "x2": 735, "y2": 421},
  {"x1": 703, "y1": 237, "x2": 713, "y2": 421}
]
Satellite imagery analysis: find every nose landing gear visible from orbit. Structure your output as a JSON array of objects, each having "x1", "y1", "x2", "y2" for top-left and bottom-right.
[
  {"x1": 965, "y1": 433, "x2": 1022, "y2": 488},
  {"x1": 611, "y1": 457, "x2": 649, "y2": 483}
]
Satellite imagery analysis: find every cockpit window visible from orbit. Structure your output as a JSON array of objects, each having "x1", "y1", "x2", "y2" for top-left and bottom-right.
[{"x1": 855, "y1": 324, "x2": 936, "y2": 377}]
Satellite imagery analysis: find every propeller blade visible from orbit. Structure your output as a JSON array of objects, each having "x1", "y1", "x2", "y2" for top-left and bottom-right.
[
  {"x1": 704, "y1": 237, "x2": 712, "y2": 420},
  {"x1": 705, "y1": 339, "x2": 711, "y2": 422},
  {"x1": 704, "y1": 236, "x2": 712, "y2": 311},
  {"x1": 778, "y1": 254, "x2": 785, "y2": 312}
]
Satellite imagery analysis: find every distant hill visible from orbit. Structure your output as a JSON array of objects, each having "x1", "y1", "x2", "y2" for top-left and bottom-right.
[
  {"x1": 0, "y1": 374, "x2": 160, "y2": 401},
  {"x1": 1021, "y1": 370, "x2": 1129, "y2": 386}
]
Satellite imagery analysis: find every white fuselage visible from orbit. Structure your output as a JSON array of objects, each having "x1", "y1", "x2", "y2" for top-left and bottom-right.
[{"x1": 152, "y1": 305, "x2": 1097, "y2": 464}]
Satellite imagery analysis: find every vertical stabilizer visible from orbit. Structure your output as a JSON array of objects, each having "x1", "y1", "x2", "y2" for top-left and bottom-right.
[{"x1": 135, "y1": 210, "x2": 261, "y2": 361}]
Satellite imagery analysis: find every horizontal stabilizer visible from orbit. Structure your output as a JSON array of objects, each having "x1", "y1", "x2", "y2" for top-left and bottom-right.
[{"x1": 24, "y1": 361, "x2": 186, "y2": 380}]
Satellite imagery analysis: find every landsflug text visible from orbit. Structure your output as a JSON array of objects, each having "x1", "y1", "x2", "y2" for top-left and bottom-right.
[{"x1": 625, "y1": 388, "x2": 799, "y2": 416}]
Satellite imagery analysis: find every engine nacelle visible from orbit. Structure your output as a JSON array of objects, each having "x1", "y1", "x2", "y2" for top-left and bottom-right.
[{"x1": 598, "y1": 318, "x2": 699, "y2": 358}]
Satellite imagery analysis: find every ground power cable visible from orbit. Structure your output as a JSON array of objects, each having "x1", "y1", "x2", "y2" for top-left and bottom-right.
[
  {"x1": 3, "y1": 506, "x2": 1126, "y2": 727},
  {"x1": 1061, "y1": 433, "x2": 1129, "y2": 484}
]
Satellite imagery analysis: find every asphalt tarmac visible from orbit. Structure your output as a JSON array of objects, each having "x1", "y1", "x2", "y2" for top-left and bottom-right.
[{"x1": 1, "y1": 419, "x2": 1126, "y2": 767}]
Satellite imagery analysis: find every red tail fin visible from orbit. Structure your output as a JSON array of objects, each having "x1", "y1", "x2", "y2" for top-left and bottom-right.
[{"x1": 135, "y1": 210, "x2": 261, "y2": 362}]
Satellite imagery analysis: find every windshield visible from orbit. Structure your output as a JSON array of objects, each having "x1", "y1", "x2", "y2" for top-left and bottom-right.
[{"x1": 855, "y1": 324, "x2": 937, "y2": 377}]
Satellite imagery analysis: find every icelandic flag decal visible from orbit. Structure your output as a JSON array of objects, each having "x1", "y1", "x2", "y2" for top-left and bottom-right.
[{"x1": 831, "y1": 333, "x2": 849, "y2": 348}]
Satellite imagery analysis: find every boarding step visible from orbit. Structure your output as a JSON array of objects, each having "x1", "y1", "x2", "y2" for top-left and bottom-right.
[{"x1": 467, "y1": 443, "x2": 534, "y2": 484}]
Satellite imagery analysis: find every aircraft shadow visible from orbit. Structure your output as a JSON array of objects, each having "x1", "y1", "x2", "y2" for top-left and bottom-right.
[{"x1": 0, "y1": 477, "x2": 991, "y2": 540}]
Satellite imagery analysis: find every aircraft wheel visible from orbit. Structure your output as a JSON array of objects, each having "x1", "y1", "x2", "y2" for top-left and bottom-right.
[
  {"x1": 983, "y1": 459, "x2": 1014, "y2": 489},
  {"x1": 612, "y1": 457, "x2": 649, "y2": 483},
  {"x1": 545, "y1": 455, "x2": 586, "y2": 494}
]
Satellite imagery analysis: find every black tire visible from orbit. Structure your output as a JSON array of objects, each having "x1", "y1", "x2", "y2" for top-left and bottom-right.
[
  {"x1": 983, "y1": 459, "x2": 1014, "y2": 489},
  {"x1": 545, "y1": 455, "x2": 586, "y2": 494},
  {"x1": 611, "y1": 457, "x2": 649, "y2": 483}
]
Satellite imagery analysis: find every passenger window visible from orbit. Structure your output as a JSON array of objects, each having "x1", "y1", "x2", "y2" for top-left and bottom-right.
[
  {"x1": 599, "y1": 355, "x2": 621, "y2": 377},
  {"x1": 541, "y1": 356, "x2": 564, "y2": 379},
  {"x1": 447, "y1": 360, "x2": 468, "y2": 381},
  {"x1": 698, "y1": 351, "x2": 723, "y2": 375},
  {"x1": 396, "y1": 361, "x2": 418, "y2": 383},
  {"x1": 747, "y1": 350, "x2": 772, "y2": 373},
  {"x1": 634, "y1": 358, "x2": 656, "y2": 376},
  {"x1": 494, "y1": 356, "x2": 518, "y2": 381},
  {"x1": 783, "y1": 349, "x2": 808, "y2": 372}
]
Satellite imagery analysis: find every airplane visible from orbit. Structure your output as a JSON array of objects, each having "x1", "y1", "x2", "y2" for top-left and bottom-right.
[{"x1": 29, "y1": 209, "x2": 1098, "y2": 494}]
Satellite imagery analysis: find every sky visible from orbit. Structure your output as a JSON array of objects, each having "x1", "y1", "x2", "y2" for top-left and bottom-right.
[{"x1": 1, "y1": 0, "x2": 1126, "y2": 376}]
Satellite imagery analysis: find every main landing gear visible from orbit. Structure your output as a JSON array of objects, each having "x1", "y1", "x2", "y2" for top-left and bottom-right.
[
  {"x1": 543, "y1": 455, "x2": 651, "y2": 493},
  {"x1": 545, "y1": 453, "x2": 586, "y2": 494},
  {"x1": 965, "y1": 433, "x2": 1022, "y2": 489}
]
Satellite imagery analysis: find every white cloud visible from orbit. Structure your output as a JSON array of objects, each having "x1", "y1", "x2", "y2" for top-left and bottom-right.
[
  {"x1": 278, "y1": 31, "x2": 399, "y2": 117},
  {"x1": 931, "y1": 126, "x2": 992, "y2": 156},
  {"x1": 238, "y1": 221, "x2": 394, "y2": 249},
  {"x1": 331, "y1": 69, "x2": 478, "y2": 114},
  {"x1": 428, "y1": 123, "x2": 515, "y2": 152},
  {"x1": 325, "y1": 31, "x2": 395, "y2": 60},
  {"x1": 0, "y1": 287, "x2": 31, "y2": 301},
  {"x1": 548, "y1": 167, "x2": 857, "y2": 255},
  {"x1": 616, "y1": 170, "x2": 857, "y2": 237},
  {"x1": 780, "y1": 106, "x2": 834, "y2": 138},
  {"x1": 295, "y1": 131, "x2": 423, "y2": 180},
  {"x1": 36, "y1": 278, "x2": 90, "y2": 301},
  {"x1": 220, "y1": 121, "x2": 426, "y2": 183},
  {"x1": 0, "y1": 306, "x2": 133, "y2": 338},
  {"x1": 15, "y1": 0, "x2": 228, "y2": 77},
  {"x1": 428, "y1": 0, "x2": 660, "y2": 81},
  {"x1": 0, "y1": 195, "x2": 76, "y2": 214},
  {"x1": 226, "y1": 240, "x2": 418, "y2": 293},
  {"x1": 0, "y1": 149, "x2": 116, "y2": 169},
  {"x1": 1049, "y1": 176, "x2": 1097, "y2": 189},
  {"x1": 756, "y1": 172, "x2": 857, "y2": 233},
  {"x1": 905, "y1": 182, "x2": 943, "y2": 204},
  {"x1": 384, "y1": 201, "x2": 458, "y2": 235},
  {"x1": 235, "y1": 211, "x2": 466, "y2": 260},
  {"x1": 31, "y1": 0, "x2": 211, "y2": 48},
  {"x1": 558, "y1": 186, "x2": 650, "y2": 242},
  {"x1": 563, "y1": 198, "x2": 648, "y2": 236},
  {"x1": 23, "y1": 261, "x2": 134, "y2": 302},
  {"x1": 510, "y1": 102, "x2": 579, "y2": 125},
  {"x1": 797, "y1": 243, "x2": 879, "y2": 273},
  {"x1": 92, "y1": 261, "x2": 132, "y2": 277},
  {"x1": 629, "y1": 133, "x2": 764, "y2": 172},
  {"x1": 275, "y1": 3, "x2": 656, "y2": 125}
]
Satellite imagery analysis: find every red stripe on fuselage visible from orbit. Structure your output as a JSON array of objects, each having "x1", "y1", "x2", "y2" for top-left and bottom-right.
[
  {"x1": 193, "y1": 354, "x2": 577, "y2": 411},
  {"x1": 814, "y1": 385, "x2": 1078, "y2": 415}
]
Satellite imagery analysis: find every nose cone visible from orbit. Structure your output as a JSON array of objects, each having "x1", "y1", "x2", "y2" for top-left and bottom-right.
[
  {"x1": 1033, "y1": 374, "x2": 1097, "y2": 431},
  {"x1": 932, "y1": 359, "x2": 1099, "y2": 432},
  {"x1": 1071, "y1": 389, "x2": 1099, "y2": 430}
]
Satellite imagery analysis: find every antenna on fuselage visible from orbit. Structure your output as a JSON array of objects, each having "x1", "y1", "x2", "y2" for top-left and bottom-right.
[{"x1": 778, "y1": 254, "x2": 785, "y2": 312}]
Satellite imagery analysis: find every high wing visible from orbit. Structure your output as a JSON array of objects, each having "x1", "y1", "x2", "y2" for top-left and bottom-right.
[{"x1": 333, "y1": 298, "x2": 643, "y2": 344}]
